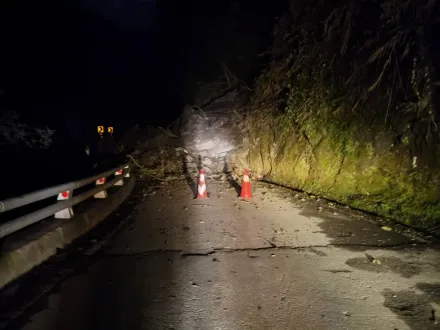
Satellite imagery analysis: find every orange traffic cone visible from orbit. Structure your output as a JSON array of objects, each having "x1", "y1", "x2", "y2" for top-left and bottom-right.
[
  {"x1": 197, "y1": 168, "x2": 208, "y2": 199},
  {"x1": 240, "y1": 169, "x2": 252, "y2": 199}
]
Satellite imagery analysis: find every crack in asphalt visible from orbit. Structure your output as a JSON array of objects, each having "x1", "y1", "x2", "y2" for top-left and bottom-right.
[{"x1": 99, "y1": 241, "x2": 430, "y2": 258}]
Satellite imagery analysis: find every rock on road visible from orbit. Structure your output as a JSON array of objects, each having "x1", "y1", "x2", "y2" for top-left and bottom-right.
[{"x1": 18, "y1": 177, "x2": 440, "y2": 330}]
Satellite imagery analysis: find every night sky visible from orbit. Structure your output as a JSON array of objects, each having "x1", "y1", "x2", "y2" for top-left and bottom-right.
[
  {"x1": 1, "y1": 0, "x2": 166, "y2": 144},
  {"x1": 0, "y1": 0, "x2": 282, "y2": 145}
]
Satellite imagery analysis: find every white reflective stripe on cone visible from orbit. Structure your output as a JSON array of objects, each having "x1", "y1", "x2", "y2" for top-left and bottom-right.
[{"x1": 198, "y1": 184, "x2": 206, "y2": 195}]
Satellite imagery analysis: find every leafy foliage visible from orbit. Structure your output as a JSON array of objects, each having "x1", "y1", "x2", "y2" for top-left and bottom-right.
[
  {"x1": 252, "y1": 0, "x2": 439, "y2": 145},
  {"x1": 0, "y1": 110, "x2": 55, "y2": 149},
  {"x1": 246, "y1": 0, "x2": 440, "y2": 227}
]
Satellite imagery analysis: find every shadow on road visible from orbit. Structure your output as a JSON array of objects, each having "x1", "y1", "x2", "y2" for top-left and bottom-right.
[
  {"x1": 6, "y1": 177, "x2": 203, "y2": 330},
  {"x1": 197, "y1": 155, "x2": 202, "y2": 171},
  {"x1": 383, "y1": 285, "x2": 439, "y2": 330},
  {"x1": 223, "y1": 157, "x2": 241, "y2": 197},
  {"x1": 182, "y1": 155, "x2": 197, "y2": 198},
  {"x1": 0, "y1": 187, "x2": 141, "y2": 330}
]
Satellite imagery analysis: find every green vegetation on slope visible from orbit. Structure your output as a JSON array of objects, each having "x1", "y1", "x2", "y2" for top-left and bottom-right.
[{"x1": 246, "y1": 0, "x2": 440, "y2": 228}]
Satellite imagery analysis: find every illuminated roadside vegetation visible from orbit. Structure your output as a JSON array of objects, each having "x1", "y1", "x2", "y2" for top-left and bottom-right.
[{"x1": 246, "y1": 0, "x2": 440, "y2": 228}]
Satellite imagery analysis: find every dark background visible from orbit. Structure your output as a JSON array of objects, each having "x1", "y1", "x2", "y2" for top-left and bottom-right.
[
  {"x1": 0, "y1": 0, "x2": 284, "y2": 147},
  {"x1": 1, "y1": 0, "x2": 159, "y2": 146},
  {"x1": 0, "y1": 0, "x2": 284, "y2": 196}
]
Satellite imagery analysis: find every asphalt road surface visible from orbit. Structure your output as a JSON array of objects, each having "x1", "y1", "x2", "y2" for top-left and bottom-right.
[{"x1": 16, "y1": 177, "x2": 440, "y2": 330}]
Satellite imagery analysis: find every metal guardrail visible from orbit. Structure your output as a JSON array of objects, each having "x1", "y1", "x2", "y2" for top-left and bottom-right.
[{"x1": 0, "y1": 163, "x2": 131, "y2": 239}]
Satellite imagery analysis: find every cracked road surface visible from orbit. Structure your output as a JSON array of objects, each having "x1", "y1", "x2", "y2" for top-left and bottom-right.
[{"x1": 18, "y1": 178, "x2": 440, "y2": 330}]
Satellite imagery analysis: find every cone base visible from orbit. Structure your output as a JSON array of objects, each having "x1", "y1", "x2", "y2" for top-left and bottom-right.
[{"x1": 240, "y1": 182, "x2": 252, "y2": 199}]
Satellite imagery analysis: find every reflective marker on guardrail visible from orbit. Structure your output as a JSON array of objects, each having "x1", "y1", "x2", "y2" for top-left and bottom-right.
[
  {"x1": 114, "y1": 169, "x2": 124, "y2": 186},
  {"x1": 94, "y1": 178, "x2": 107, "y2": 198},
  {"x1": 0, "y1": 162, "x2": 131, "y2": 239},
  {"x1": 54, "y1": 191, "x2": 74, "y2": 219}
]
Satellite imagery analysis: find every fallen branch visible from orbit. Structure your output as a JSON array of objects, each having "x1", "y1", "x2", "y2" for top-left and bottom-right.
[
  {"x1": 221, "y1": 62, "x2": 233, "y2": 88},
  {"x1": 166, "y1": 115, "x2": 182, "y2": 131},
  {"x1": 126, "y1": 154, "x2": 166, "y2": 181},
  {"x1": 190, "y1": 105, "x2": 205, "y2": 113},
  {"x1": 159, "y1": 126, "x2": 178, "y2": 138}
]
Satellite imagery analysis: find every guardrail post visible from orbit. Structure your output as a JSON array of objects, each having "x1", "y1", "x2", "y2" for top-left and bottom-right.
[
  {"x1": 94, "y1": 177, "x2": 108, "y2": 198},
  {"x1": 114, "y1": 169, "x2": 124, "y2": 186},
  {"x1": 54, "y1": 190, "x2": 74, "y2": 219}
]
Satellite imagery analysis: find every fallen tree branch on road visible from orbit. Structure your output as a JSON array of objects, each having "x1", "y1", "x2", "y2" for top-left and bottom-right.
[
  {"x1": 158, "y1": 127, "x2": 178, "y2": 138},
  {"x1": 126, "y1": 154, "x2": 166, "y2": 181}
]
